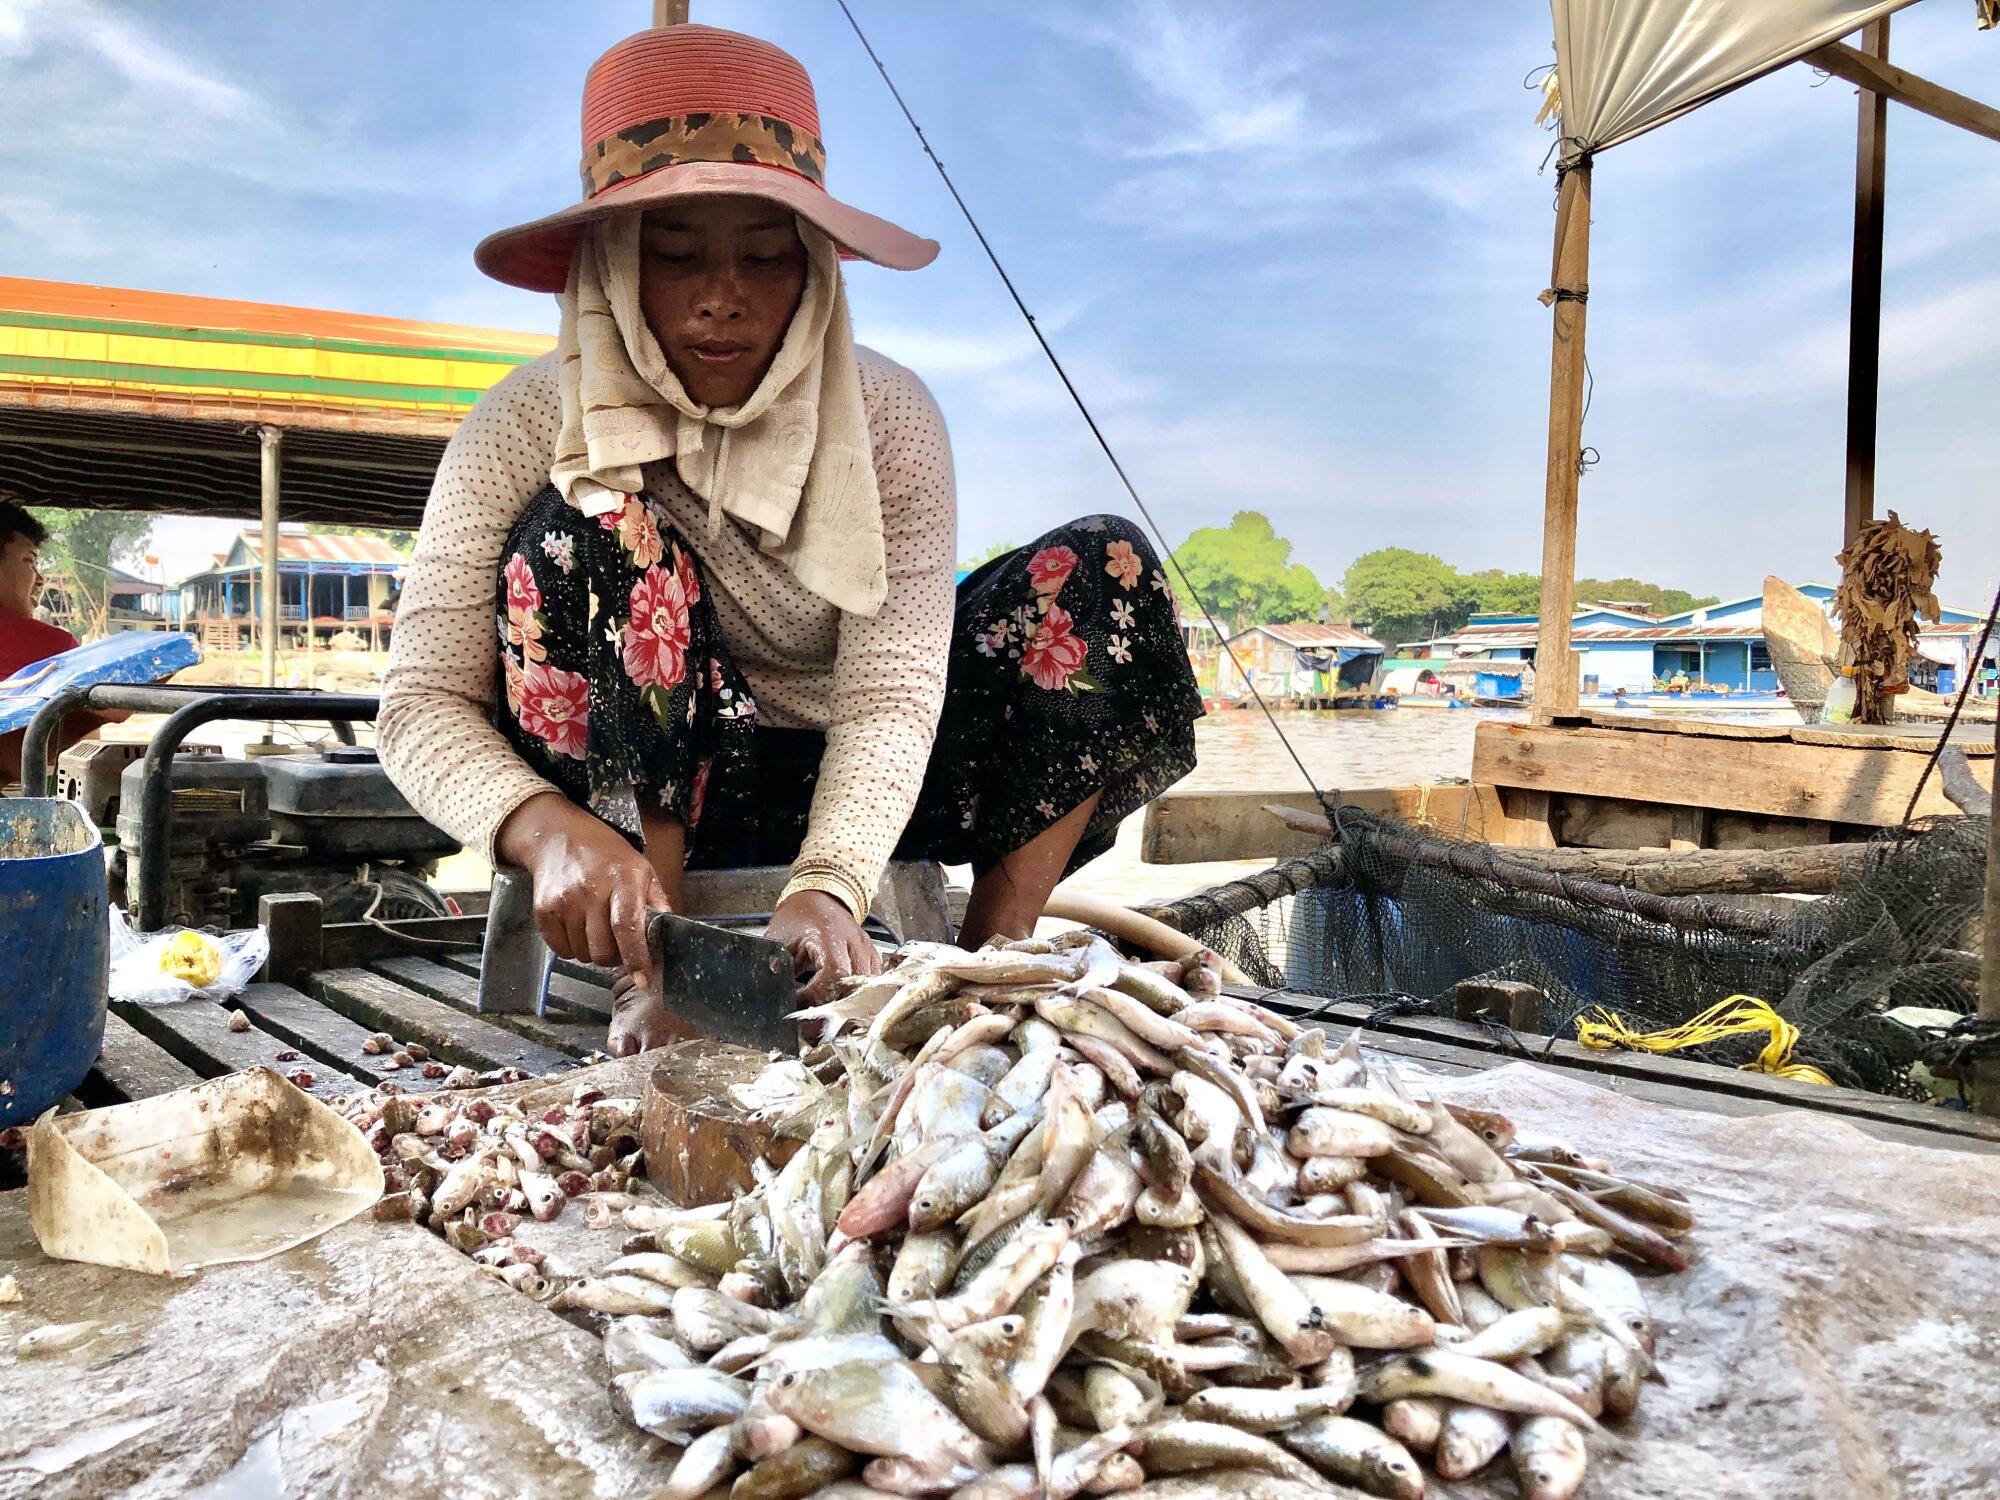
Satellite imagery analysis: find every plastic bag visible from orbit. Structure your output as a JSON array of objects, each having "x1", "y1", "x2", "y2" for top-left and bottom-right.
[{"x1": 108, "y1": 906, "x2": 269, "y2": 1006}]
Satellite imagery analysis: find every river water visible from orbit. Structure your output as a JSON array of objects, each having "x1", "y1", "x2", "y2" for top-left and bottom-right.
[
  {"x1": 1174, "y1": 704, "x2": 1525, "y2": 795},
  {"x1": 1054, "y1": 703, "x2": 1530, "y2": 908}
]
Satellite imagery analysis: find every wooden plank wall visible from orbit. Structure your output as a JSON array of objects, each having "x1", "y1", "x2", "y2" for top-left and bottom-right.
[{"x1": 1474, "y1": 720, "x2": 1992, "y2": 844}]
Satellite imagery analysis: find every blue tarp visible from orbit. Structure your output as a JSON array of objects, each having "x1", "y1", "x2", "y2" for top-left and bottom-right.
[{"x1": 0, "y1": 631, "x2": 202, "y2": 732}]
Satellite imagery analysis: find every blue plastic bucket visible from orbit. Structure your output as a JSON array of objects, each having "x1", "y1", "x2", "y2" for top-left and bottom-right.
[{"x1": 0, "y1": 799, "x2": 109, "y2": 1126}]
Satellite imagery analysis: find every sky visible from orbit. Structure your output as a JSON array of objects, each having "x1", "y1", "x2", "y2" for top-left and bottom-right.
[{"x1": 1, "y1": 0, "x2": 1995, "y2": 610}]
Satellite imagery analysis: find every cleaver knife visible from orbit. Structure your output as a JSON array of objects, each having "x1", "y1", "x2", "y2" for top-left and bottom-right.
[{"x1": 644, "y1": 910, "x2": 799, "y2": 1053}]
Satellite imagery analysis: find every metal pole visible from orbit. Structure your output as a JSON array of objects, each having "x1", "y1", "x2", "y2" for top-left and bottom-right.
[
  {"x1": 653, "y1": 0, "x2": 689, "y2": 25},
  {"x1": 1843, "y1": 17, "x2": 1889, "y2": 548},
  {"x1": 259, "y1": 425, "x2": 282, "y2": 689},
  {"x1": 304, "y1": 560, "x2": 315, "y2": 688}
]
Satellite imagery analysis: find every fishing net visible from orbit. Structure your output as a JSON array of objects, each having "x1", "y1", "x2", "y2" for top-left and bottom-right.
[{"x1": 1153, "y1": 804, "x2": 1991, "y2": 1098}]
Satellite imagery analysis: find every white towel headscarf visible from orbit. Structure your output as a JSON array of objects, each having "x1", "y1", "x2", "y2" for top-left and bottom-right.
[{"x1": 550, "y1": 214, "x2": 887, "y2": 617}]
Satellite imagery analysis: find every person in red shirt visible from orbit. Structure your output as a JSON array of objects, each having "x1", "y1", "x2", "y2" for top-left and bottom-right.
[{"x1": 0, "y1": 502, "x2": 122, "y2": 786}]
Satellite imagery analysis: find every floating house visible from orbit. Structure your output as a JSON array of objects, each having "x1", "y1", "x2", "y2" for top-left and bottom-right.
[
  {"x1": 1406, "y1": 584, "x2": 1995, "y2": 698},
  {"x1": 1218, "y1": 623, "x2": 1384, "y2": 703},
  {"x1": 169, "y1": 529, "x2": 406, "y2": 650}
]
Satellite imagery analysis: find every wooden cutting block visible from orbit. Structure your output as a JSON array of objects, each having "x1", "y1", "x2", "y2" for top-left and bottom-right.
[{"x1": 642, "y1": 1039, "x2": 802, "y2": 1206}]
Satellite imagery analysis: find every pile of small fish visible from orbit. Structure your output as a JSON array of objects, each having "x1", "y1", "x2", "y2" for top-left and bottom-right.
[
  {"x1": 560, "y1": 936, "x2": 1693, "y2": 1499},
  {"x1": 334, "y1": 1082, "x2": 648, "y2": 1276}
]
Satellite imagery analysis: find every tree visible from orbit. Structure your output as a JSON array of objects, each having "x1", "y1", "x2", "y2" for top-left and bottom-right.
[
  {"x1": 1171, "y1": 511, "x2": 1324, "y2": 633},
  {"x1": 1339, "y1": 548, "x2": 1474, "y2": 649},
  {"x1": 31, "y1": 507, "x2": 153, "y2": 636},
  {"x1": 1575, "y1": 577, "x2": 1720, "y2": 616},
  {"x1": 1461, "y1": 568, "x2": 1542, "y2": 615},
  {"x1": 323, "y1": 523, "x2": 417, "y2": 553},
  {"x1": 958, "y1": 539, "x2": 1017, "y2": 572}
]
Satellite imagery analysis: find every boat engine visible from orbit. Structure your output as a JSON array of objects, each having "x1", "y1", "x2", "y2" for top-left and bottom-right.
[{"x1": 81, "y1": 743, "x2": 459, "y2": 930}]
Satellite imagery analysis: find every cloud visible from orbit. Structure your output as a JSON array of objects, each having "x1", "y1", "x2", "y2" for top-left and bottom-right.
[
  {"x1": 1637, "y1": 274, "x2": 2000, "y2": 401},
  {"x1": 0, "y1": 0, "x2": 544, "y2": 221},
  {"x1": 1036, "y1": 1, "x2": 1382, "y2": 240},
  {"x1": 62, "y1": 0, "x2": 255, "y2": 119},
  {"x1": 1047, "y1": 2, "x2": 1356, "y2": 158}
]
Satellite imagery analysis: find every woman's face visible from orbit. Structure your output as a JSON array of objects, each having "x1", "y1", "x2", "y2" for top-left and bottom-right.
[{"x1": 638, "y1": 197, "x2": 809, "y2": 408}]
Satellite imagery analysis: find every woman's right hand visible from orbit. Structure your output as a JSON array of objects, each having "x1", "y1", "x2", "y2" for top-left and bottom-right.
[{"x1": 495, "y1": 792, "x2": 668, "y2": 986}]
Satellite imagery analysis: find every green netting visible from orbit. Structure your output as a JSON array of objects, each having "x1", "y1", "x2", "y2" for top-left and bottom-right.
[{"x1": 1154, "y1": 805, "x2": 1990, "y2": 1097}]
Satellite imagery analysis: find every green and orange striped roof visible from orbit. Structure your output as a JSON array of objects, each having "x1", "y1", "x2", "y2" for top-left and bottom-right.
[{"x1": 0, "y1": 276, "x2": 554, "y2": 436}]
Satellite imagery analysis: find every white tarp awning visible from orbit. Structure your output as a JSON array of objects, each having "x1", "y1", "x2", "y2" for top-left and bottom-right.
[
  {"x1": 1914, "y1": 636, "x2": 1962, "y2": 666},
  {"x1": 1550, "y1": 0, "x2": 1918, "y2": 161}
]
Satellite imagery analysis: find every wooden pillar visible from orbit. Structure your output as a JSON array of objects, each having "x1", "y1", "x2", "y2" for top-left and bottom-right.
[
  {"x1": 259, "y1": 425, "x2": 282, "y2": 689},
  {"x1": 1532, "y1": 160, "x2": 1592, "y2": 722},
  {"x1": 1843, "y1": 17, "x2": 1889, "y2": 548}
]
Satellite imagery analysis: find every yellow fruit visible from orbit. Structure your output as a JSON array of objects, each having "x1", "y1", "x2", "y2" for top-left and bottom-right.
[{"x1": 160, "y1": 930, "x2": 225, "y2": 988}]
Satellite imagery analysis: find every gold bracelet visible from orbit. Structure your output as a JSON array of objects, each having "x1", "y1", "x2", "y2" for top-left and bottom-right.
[{"x1": 779, "y1": 867, "x2": 869, "y2": 922}]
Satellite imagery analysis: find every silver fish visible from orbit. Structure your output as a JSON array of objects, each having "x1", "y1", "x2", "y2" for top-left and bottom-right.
[
  {"x1": 1279, "y1": 1413, "x2": 1425, "y2": 1500},
  {"x1": 1514, "y1": 1414, "x2": 1589, "y2": 1500},
  {"x1": 766, "y1": 1359, "x2": 989, "y2": 1471},
  {"x1": 612, "y1": 1367, "x2": 749, "y2": 1441},
  {"x1": 1359, "y1": 1349, "x2": 1601, "y2": 1430}
]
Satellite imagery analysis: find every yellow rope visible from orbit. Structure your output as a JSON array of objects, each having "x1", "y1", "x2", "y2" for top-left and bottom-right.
[{"x1": 1574, "y1": 996, "x2": 1834, "y2": 1086}]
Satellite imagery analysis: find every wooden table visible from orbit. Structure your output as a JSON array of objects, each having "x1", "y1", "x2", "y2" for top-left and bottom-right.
[{"x1": 7, "y1": 920, "x2": 1996, "y2": 1497}]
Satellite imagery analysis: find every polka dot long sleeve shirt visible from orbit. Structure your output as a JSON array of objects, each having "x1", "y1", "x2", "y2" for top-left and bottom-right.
[{"x1": 378, "y1": 346, "x2": 957, "y2": 917}]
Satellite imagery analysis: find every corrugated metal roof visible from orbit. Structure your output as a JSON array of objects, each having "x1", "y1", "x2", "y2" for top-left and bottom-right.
[
  {"x1": 0, "y1": 275, "x2": 551, "y2": 440},
  {"x1": 236, "y1": 530, "x2": 405, "y2": 565},
  {"x1": 1236, "y1": 623, "x2": 1384, "y2": 650},
  {"x1": 1578, "y1": 623, "x2": 1764, "y2": 641}
]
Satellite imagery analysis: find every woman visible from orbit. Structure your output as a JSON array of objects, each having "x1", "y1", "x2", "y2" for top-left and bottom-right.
[{"x1": 381, "y1": 25, "x2": 1201, "y2": 1055}]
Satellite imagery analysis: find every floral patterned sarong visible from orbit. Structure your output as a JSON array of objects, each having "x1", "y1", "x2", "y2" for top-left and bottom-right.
[{"x1": 495, "y1": 490, "x2": 1203, "y2": 882}]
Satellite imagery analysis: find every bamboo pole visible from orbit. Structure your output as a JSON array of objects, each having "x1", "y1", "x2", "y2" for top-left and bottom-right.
[
  {"x1": 1531, "y1": 161, "x2": 1592, "y2": 722},
  {"x1": 1842, "y1": 18, "x2": 1890, "y2": 548}
]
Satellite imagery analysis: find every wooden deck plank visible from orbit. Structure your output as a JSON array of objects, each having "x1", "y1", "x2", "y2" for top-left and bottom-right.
[
  {"x1": 1248, "y1": 989, "x2": 2000, "y2": 1154},
  {"x1": 1790, "y1": 721, "x2": 1994, "y2": 753},
  {"x1": 1576, "y1": 710, "x2": 1792, "y2": 740},
  {"x1": 1472, "y1": 719, "x2": 1973, "y2": 826},
  {"x1": 233, "y1": 981, "x2": 446, "y2": 1092},
  {"x1": 76, "y1": 1012, "x2": 203, "y2": 1105},
  {"x1": 311, "y1": 967, "x2": 576, "y2": 1076},
  {"x1": 112, "y1": 997, "x2": 359, "y2": 1103},
  {"x1": 362, "y1": 956, "x2": 603, "y2": 1060},
  {"x1": 432, "y1": 949, "x2": 615, "y2": 1021}
]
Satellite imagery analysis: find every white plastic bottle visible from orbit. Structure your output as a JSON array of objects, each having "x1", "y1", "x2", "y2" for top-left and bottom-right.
[{"x1": 1820, "y1": 666, "x2": 1859, "y2": 724}]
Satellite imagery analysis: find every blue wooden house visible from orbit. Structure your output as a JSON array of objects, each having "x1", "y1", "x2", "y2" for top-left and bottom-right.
[{"x1": 1408, "y1": 584, "x2": 1993, "y2": 697}]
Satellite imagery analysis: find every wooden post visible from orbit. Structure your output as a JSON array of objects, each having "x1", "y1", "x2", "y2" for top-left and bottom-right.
[
  {"x1": 1978, "y1": 788, "x2": 2000, "y2": 1116},
  {"x1": 258, "y1": 425, "x2": 282, "y2": 691},
  {"x1": 652, "y1": 0, "x2": 689, "y2": 25},
  {"x1": 1843, "y1": 17, "x2": 1889, "y2": 548},
  {"x1": 1532, "y1": 161, "x2": 1592, "y2": 722},
  {"x1": 259, "y1": 892, "x2": 324, "y2": 990}
]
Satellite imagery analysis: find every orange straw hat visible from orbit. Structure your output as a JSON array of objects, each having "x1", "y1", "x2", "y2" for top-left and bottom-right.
[{"x1": 477, "y1": 25, "x2": 938, "y2": 291}]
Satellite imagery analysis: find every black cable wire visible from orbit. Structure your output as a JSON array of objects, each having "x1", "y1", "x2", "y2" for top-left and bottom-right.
[{"x1": 833, "y1": 0, "x2": 1338, "y2": 815}]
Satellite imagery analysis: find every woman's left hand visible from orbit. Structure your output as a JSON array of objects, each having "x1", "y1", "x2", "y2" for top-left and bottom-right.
[{"x1": 767, "y1": 890, "x2": 881, "y2": 1009}]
